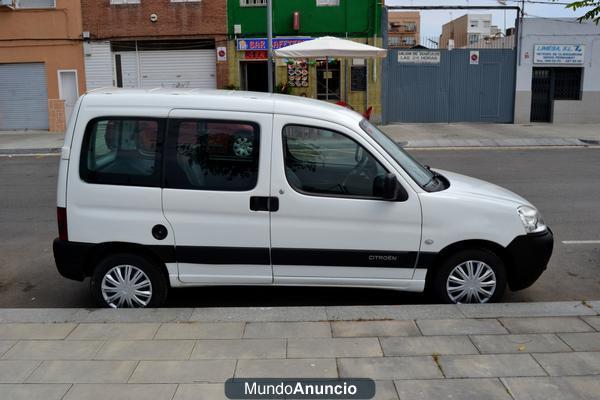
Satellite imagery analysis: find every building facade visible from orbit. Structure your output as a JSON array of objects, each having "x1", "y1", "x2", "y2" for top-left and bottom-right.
[
  {"x1": 0, "y1": 0, "x2": 85, "y2": 131},
  {"x1": 81, "y1": 0, "x2": 228, "y2": 92},
  {"x1": 387, "y1": 11, "x2": 420, "y2": 48},
  {"x1": 440, "y1": 14, "x2": 495, "y2": 49},
  {"x1": 227, "y1": 0, "x2": 383, "y2": 121},
  {"x1": 515, "y1": 18, "x2": 600, "y2": 123}
]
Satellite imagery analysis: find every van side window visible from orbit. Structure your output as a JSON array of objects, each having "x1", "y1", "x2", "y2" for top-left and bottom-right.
[
  {"x1": 164, "y1": 119, "x2": 260, "y2": 191},
  {"x1": 283, "y1": 125, "x2": 389, "y2": 199},
  {"x1": 80, "y1": 118, "x2": 163, "y2": 186}
]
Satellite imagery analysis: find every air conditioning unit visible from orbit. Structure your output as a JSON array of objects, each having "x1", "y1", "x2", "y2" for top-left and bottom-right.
[{"x1": 0, "y1": 0, "x2": 15, "y2": 7}]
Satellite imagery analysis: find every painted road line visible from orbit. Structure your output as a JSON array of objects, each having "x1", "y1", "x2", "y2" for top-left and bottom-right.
[{"x1": 562, "y1": 240, "x2": 600, "y2": 244}]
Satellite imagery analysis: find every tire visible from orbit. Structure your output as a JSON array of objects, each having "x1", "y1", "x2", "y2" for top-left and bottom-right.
[
  {"x1": 432, "y1": 248, "x2": 507, "y2": 304},
  {"x1": 90, "y1": 253, "x2": 168, "y2": 308}
]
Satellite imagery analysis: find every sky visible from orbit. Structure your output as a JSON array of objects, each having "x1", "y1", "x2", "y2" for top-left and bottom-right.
[{"x1": 385, "y1": 0, "x2": 591, "y2": 37}]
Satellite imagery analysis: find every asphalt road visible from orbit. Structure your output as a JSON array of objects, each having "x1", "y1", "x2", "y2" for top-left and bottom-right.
[{"x1": 0, "y1": 148, "x2": 598, "y2": 308}]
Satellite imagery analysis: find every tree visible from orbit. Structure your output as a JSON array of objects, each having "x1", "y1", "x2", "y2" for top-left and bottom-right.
[{"x1": 562, "y1": 1, "x2": 600, "y2": 24}]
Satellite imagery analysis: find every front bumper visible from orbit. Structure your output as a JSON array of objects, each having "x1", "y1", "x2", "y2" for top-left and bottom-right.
[
  {"x1": 53, "y1": 238, "x2": 93, "y2": 281},
  {"x1": 505, "y1": 228, "x2": 554, "y2": 291}
]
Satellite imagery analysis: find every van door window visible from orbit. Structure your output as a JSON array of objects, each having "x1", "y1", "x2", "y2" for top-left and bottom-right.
[
  {"x1": 80, "y1": 118, "x2": 164, "y2": 186},
  {"x1": 164, "y1": 119, "x2": 260, "y2": 191},
  {"x1": 283, "y1": 124, "x2": 388, "y2": 199}
]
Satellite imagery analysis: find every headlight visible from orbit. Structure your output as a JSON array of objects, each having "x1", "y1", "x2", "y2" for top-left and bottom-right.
[{"x1": 517, "y1": 205, "x2": 546, "y2": 233}]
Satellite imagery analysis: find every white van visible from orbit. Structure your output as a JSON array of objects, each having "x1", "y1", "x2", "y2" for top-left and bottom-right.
[{"x1": 54, "y1": 89, "x2": 553, "y2": 308}]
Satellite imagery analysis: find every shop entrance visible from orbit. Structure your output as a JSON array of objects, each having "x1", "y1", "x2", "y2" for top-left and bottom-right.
[
  {"x1": 241, "y1": 61, "x2": 269, "y2": 92},
  {"x1": 317, "y1": 59, "x2": 341, "y2": 101}
]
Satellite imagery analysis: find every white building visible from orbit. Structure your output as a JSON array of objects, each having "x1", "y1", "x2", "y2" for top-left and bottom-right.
[{"x1": 515, "y1": 18, "x2": 600, "y2": 123}]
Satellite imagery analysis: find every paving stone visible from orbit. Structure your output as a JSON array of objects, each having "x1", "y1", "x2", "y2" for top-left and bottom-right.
[
  {"x1": 190, "y1": 307, "x2": 327, "y2": 322},
  {"x1": 417, "y1": 319, "x2": 507, "y2": 335},
  {"x1": 174, "y1": 383, "x2": 227, "y2": 400},
  {"x1": 129, "y1": 360, "x2": 236, "y2": 383},
  {"x1": 0, "y1": 384, "x2": 71, "y2": 400},
  {"x1": 2, "y1": 340, "x2": 104, "y2": 360},
  {"x1": 558, "y1": 332, "x2": 600, "y2": 351},
  {"x1": 63, "y1": 384, "x2": 177, "y2": 400},
  {"x1": 190, "y1": 339, "x2": 285, "y2": 359},
  {"x1": 66, "y1": 323, "x2": 160, "y2": 340},
  {"x1": 96, "y1": 340, "x2": 195, "y2": 360},
  {"x1": 331, "y1": 320, "x2": 420, "y2": 337},
  {"x1": 337, "y1": 357, "x2": 442, "y2": 380},
  {"x1": 287, "y1": 338, "x2": 383, "y2": 358},
  {"x1": 236, "y1": 359, "x2": 337, "y2": 378},
  {"x1": 380, "y1": 335, "x2": 478, "y2": 356},
  {"x1": 77, "y1": 308, "x2": 194, "y2": 323},
  {"x1": 470, "y1": 334, "x2": 571, "y2": 354},
  {"x1": 458, "y1": 302, "x2": 597, "y2": 318},
  {"x1": 533, "y1": 352, "x2": 600, "y2": 376},
  {"x1": 394, "y1": 378, "x2": 512, "y2": 400},
  {"x1": 581, "y1": 316, "x2": 600, "y2": 331},
  {"x1": 588, "y1": 301, "x2": 600, "y2": 315},
  {"x1": 438, "y1": 354, "x2": 546, "y2": 378},
  {"x1": 243, "y1": 322, "x2": 331, "y2": 338},
  {"x1": 373, "y1": 380, "x2": 399, "y2": 400},
  {"x1": 0, "y1": 361, "x2": 41, "y2": 383},
  {"x1": 0, "y1": 341, "x2": 16, "y2": 356},
  {"x1": 0, "y1": 323, "x2": 76, "y2": 340},
  {"x1": 155, "y1": 322, "x2": 244, "y2": 339},
  {"x1": 502, "y1": 376, "x2": 600, "y2": 400},
  {"x1": 27, "y1": 360, "x2": 137, "y2": 383},
  {"x1": 499, "y1": 317, "x2": 593, "y2": 334},
  {"x1": 325, "y1": 305, "x2": 463, "y2": 321}
]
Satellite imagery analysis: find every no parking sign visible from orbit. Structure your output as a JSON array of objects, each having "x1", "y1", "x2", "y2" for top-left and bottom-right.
[{"x1": 470, "y1": 50, "x2": 479, "y2": 65}]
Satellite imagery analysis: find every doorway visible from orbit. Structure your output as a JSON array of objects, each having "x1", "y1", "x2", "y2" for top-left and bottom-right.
[
  {"x1": 241, "y1": 61, "x2": 269, "y2": 92},
  {"x1": 58, "y1": 70, "x2": 79, "y2": 125},
  {"x1": 316, "y1": 59, "x2": 341, "y2": 101},
  {"x1": 531, "y1": 68, "x2": 552, "y2": 122}
]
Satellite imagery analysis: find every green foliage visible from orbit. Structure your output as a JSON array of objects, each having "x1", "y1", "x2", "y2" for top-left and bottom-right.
[{"x1": 559, "y1": 1, "x2": 600, "y2": 24}]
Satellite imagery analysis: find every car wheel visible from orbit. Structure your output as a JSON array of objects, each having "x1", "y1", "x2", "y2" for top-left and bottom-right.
[
  {"x1": 232, "y1": 136, "x2": 253, "y2": 157},
  {"x1": 433, "y1": 249, "x2": 506, "y2": 304},
  {"x1": 90, "y1": 253, "x2": 168, "y2": 308}
]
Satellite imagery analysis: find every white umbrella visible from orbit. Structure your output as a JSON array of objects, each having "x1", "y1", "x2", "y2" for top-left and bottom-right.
[{"x1": 274, "y1": 36, "x2": 387, "y2": 58}]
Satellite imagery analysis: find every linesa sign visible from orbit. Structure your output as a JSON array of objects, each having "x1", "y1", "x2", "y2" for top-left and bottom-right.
[{"x1": 533, "y1": 44, "x2": 585, "y2": 65}]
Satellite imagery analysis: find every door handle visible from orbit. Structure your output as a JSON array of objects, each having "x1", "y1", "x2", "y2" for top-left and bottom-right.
[{"x1": 250, "y1": 196, "x2": 279, "y2": 212}]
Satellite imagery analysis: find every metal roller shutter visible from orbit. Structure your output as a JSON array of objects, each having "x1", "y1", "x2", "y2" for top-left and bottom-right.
[
  {"x1": 138, "y1": 50, "x2": 216, "y2": 89},
  {"x1": 0, "y1": 63, "x2": 49, "y2": 130},
  {"x1": 84, "y1": 41, "x2": 114, "y2": 90}
]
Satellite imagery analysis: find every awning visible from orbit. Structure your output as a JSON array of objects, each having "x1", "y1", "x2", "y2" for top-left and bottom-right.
[{"x1": 274, "y1": 36, "x2": 387, "y2": 59}]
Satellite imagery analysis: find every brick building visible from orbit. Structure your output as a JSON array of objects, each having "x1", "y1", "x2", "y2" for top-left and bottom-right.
[
  {"x1": 0, "y1": 0, "x2": 85, "y2": 131},
  {"x1": 387, "y1": 11, "x2": 420, "y2": 48},
  {"x1": 81, "y1": 0, "x2": 228, "y2": 91}
]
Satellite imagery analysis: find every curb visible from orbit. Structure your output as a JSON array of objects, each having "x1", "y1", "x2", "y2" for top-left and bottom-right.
[
  {"x1": 0, "y1": 147, "x2": 61, "y2": 155},
  {"x1": 0, "y1": 301, "x2": 598, "y2": 324},
  {"x1": 400, "y1": 138, "x2": 597, "y2": 148}
]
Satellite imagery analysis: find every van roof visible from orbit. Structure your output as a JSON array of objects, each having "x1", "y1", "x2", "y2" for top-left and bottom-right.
[{"x1": 82, "y1": 88, "x2": 363, "y2": 124}]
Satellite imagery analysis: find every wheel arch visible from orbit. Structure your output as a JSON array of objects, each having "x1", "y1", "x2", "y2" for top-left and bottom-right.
[{"x1": 424, "y1": 239, "x2": 511, "y2": 290}]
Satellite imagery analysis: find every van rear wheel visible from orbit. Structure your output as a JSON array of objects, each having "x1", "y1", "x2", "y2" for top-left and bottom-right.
[
  {"x1": 433, "y1": 249, "x2": 506, "y2": 304},
  {"x1": 90, "y1": 254, "x2": 168, "y2": 308}
]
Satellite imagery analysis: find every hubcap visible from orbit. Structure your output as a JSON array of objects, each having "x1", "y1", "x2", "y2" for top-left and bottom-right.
[
  {"x1": 232, "y1": 137, "x2": 253, "y2": 157},
  {"x1": 101, "y1": 265, "x2": 153, "y2": 308},
  {"x1": 446, "y1": 260, "x2": 496, "y2": 304}
]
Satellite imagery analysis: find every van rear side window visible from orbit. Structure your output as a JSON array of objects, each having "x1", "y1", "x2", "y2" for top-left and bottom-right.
[{"x1": 80, "y1": 118, "x2": 164, "y2": 187}]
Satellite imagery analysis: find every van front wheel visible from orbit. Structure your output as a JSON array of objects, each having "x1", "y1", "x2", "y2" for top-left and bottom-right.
[
  {"x1": 433, "y1": 249, "x2": 506, "y2": 304},
  {"x1": 90, "y1": 254, "x2": 168, "y2": 308}
]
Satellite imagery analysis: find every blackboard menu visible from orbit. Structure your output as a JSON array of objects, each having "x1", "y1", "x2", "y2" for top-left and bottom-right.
[{"x1": 351, "y1": 66, "x2": 367, "y2": 91}]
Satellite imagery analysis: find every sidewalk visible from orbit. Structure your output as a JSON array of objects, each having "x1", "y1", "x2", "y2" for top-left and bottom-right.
[
  {"x1": 0, "y1": 301, "x2": 599, "y2": 399},
  {"x1": 2, "y1": 123, "x2": 600, "y2": 155},
  {"x1": 380, "y1": 123, "x2": 600, "y2": 148}
]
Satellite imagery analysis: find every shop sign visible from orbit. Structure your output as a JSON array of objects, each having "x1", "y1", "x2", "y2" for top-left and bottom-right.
[
  {"x1": 237, "y1": 37, "x2": 312, "y2": 51},
  {"x1": 244, "y1": 50, "x2": 268, "y2": 60},
  {"x1": 398, "y1": 51, "x2": 441, "y2": 64},
  {"x1": 533, "y1": 44, "x2": 585, "y2": 65}
]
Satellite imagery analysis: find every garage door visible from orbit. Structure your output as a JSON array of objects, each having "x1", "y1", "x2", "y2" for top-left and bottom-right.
[
  {"x1": 138, "y1": 50, "x2": 216, "y2": 89},
  {"x1": 0, "y1": 63, "x2": 49, "y2": 130}
]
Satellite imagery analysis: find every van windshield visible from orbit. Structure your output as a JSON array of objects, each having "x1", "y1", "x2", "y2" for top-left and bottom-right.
[{"x1": 359, "y1": 119, "x2": 434, "y2": 188}]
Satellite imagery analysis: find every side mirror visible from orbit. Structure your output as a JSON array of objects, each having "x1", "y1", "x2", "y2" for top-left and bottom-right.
[{"x1": 383, "y1": 173, "x2": 409, "y2": 201}]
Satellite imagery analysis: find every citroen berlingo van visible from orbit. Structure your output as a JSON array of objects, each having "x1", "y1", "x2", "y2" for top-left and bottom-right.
[{"x1": 53, "y1": 89, "x2": 553, "y2": 308}]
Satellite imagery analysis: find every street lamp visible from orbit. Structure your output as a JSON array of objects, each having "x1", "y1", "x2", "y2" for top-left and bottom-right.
[{"x1": 267, "y1": 0, "x2": 273, "y2": 93}]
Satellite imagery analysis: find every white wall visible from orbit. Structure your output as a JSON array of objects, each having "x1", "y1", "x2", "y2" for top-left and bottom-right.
[{"x1": 515, "y1": 18, "x2": 600, "y2": 123}]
